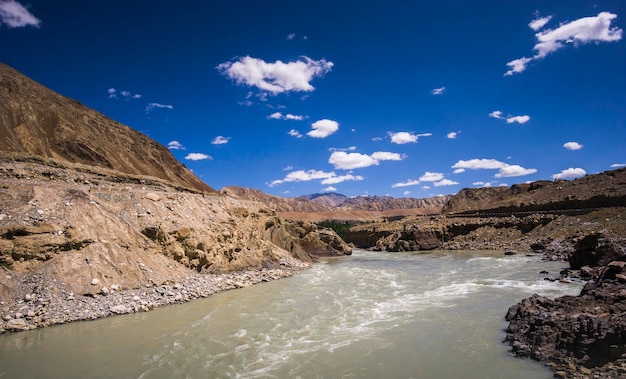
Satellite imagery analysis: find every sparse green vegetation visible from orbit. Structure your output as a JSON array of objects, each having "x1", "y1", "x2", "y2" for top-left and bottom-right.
[{"x1": 316, "y1": 220, "x2": 354, "y2": 240}]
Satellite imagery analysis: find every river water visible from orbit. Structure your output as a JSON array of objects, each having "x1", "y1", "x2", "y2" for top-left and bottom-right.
[{"x1": 0, "y1": 250, "x2": 583, "y2": 379}]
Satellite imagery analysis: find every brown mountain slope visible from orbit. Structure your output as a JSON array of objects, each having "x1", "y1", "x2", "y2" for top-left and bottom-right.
[
  {"x1": 221, "y1": 186, "x2": 448, "y2": 222},
  {"x1": 0, "y1": 62, "x2": 214, "y2": 193},
  {"x1": 221, "y1": 186, "x2": 332, "y2": 212},
  {"x1": 442, "y1": 168, "x2": 626, "y2": 215}
]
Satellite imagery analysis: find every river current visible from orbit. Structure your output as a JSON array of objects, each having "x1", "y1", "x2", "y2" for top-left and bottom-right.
[{"x1": 0, "y1": 250, "x2": 583, "y2": 379}]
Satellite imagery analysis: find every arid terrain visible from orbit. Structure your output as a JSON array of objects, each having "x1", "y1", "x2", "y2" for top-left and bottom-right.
[{"x1": 1, "y1": 61, "x2": 625, "y2": 377}]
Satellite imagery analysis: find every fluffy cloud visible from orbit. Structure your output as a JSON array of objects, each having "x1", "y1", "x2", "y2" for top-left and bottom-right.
[
  {"x1": 211, "y1": 136, "x2": 230, "y2": 145},
  {"x1": 167, "y1": 141, "x2": 185, "y2": 150},
  {"x1": 145, "y1": 103, "x2": 173, "y2": 112},
  {"x1": 420, "y1": 172, "x2": 444, "y2": 182},
  {"x1": 529, "y1": 15, "x2": 553, "y2": 31},
  {"x1": 452, "y1": 158, "x2": 537, "y2": 178},
  {"x1": 552, "y1": 167, "x2": 586, "y2": 180},
  {"x1": 433, "y1": 179, "x2": 459, "y2": 187},
  {"x1": 505, "y1": 12, "x2": 623, "y2": 75},
  {"x1": 0, "y1": 0, "x2": 40, "y2": 28},
  {"x1": 389, "y1": 132, "x2": 432, "y2": 144},
  {"x1": 563, "y1": 141, "x2": 583, "y2": 150},
  {"x1": 447, "y1": 132, "x2": 459, "y2": 139},
  {"x1": 217, "y1": 56, "x2": 333, "y2": 94},
  {"x1": 494, "y1": 164, "x2": 537, "y2": 178},
  {"x1": 307, "y1": 119, "x2": 339, "y2": 138},
  {"x1": 108, "y1": 88, "x2": 142, "y2": 99},
  {"x1": 506, "y1": 115, "x2": 530, "y2": 124},
  {"x1": 490, "y1": 110, "x2": 530, "y2": 124},
  {"x1": 324, "y1": 186, "x2": 337, "y2": 192},
  {"x1": 392, "y1": 172, "x2": 455, "y2": 188},
  {"x1": 267, "y1": 112, "x2": 305, "y2": 120},
  {"x1": 370, "y1": 151, "x2": 404, "y2": 161},
  {"x1": 329, "y1": 151, "x2": 405, "y2": 170},
  {"x1": 321, "y1": 174, "x2": 364, "y2": 185},
  {"x1": 288, "y1": 129, "x2": 303, "y2": 138},
  {"x1": 269, "y1": 169, "x2": 362, "y2": 187},
  {"x1": 328, "y1": 152, "x2": 378, "y2": 169},
  {"x1": 611, "y1": 163, "x2": 626, "y2": 168},
  {"x1": 431, "y1": 86, "x2": 445, "y2": 95},
  {"x1": 184, "y1": 153, "x2": 212, "y2": 161},
  {"x1": 392, "y1": 179, "x2": 420, "y2": 188}
]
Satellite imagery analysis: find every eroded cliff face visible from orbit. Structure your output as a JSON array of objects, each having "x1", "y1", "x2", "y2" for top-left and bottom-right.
[{"x1": 0, "y1": 159, "x2": 349, "y2": 306}]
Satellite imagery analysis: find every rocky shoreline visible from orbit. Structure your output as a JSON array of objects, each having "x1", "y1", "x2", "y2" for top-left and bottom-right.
[{"x1": 1, "y1": 257, "x2": 309, "y2": 334}]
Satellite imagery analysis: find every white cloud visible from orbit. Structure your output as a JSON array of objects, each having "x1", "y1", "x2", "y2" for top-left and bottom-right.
[
  {"x1": 0, "y1": 0, "x2": 40, "y2": 28},
  {"x1": 505, "y1": 12, "x2": 623, "y2": 75},
  {"x1": 529, "y1": 15, "x2": 553, "y2": 31},
  {"x1": 452, "y1": 158, "x2": 508, "y2": 170},
  {"x1": 268, "y1": 112, "x2": 305, "y2": 120},
  {"x1": 167, "y1": 141, "x2": 185, "y2": 150},
  {"x1": 453, "y1": 168, "x2": 465, "y2": 174},
  {"x1": 108, "y1": 88, "x2": 141, "y2": 100},
  {"x1": 145, "y1": 103, "x2": 173, "y2": 112},
  {"x1": 370, "y1": 151, "x2": 404, "y2": 161},
  {"x1": 494, "y1": 164, "x2": 537, "y2": 178},
  {"x1": 506, "y1": 115, "x2": 530, "y2": 124},
  {"x1": 329, "y1": 150, "x2": 405, "y2": 170},
  {"x1": 307, "y1": 119, "x2": 339, "y2": 138},
  {"x1": 447, "y1": 132, "x2": 458, "y2": 139},
  {"x1": 420, "y1": 172, "x2": 444, "y2": 182},
  {"x1": 371, "y1": 137, "x2": 383, "y2": 142},
  {"x1": 329, "y1": 152, "x2": 378, "y2": 169},
  {"x1": 288, "y1": 129, "x2": 303, "y2": 138},
  {"x1": 392, "y1": 179, "x2": 420, "y2": 188},
  {"x1": 216, "y1": 56, "x2": 333, "y2": 94},
  {"x1": 432, "y1": 86, "x2": 445, "y2": 95},
  {"x1": 563, "y1": 141, "x2": 583, "y2": 150},
  {"x1": 185, "y1": 153, "x2": 212, "y2": 161},
  {"x1": 611, "y1": 163, "x2": 626, "y2": 168},
  {"x1": 433, "y1": 179, "x2": 459, "y2": 187},
  {"x1": 552, "y1": 167, "x2": 586, "y2": 180},
  {"x1": 285, "y1": 114, "x2": 304, "y2": 120},
  {"x1": 269, "y1": 169, "x2": 351, "y2": 187},
  {"x1": 324, "y1": 186, "x2": 337, "y2": 192},
  {"x1": 452, "y1": 158, "x2": 537, "y2": 178},
  {"x1": 389, "y1": 131, "x2": 431, "y2": 144},
  {"x1": 403, "y1": 191, "x2": 410, "y2": 195},
  {"x1": 490, "y1": 110, "x2": 530, "y2": 124},
  {"x1": 489, "y1": 110, "x2": 504, "y2": 119},
  {"x1": 321, "y1": 174, "x2": 364, "y2": 185},
  {"x1": 211, "y1": 136, "x2": 230, "y2": 145},
  {"x1": 286, "y1": 33, "x2": 296, "y2": 40}
]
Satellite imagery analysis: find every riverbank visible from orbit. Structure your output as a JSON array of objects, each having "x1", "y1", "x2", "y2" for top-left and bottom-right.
[{"x1": 1, "y1": 257, "x2": 309, "y2": 334}]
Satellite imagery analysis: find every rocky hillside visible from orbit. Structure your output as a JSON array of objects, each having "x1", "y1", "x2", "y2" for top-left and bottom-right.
[
  {"x1": 0, "y1": 65, "x2": 352, "y2": 333},
  {"x1": 0, "y1": 62, "x2": 213, "y2": 193},
  {"x1": 442, "y1": 168, "x2": 626, "y2": 215},
  {"x1": 222, "y1": 186, "x2": 449, "y2": 222}
]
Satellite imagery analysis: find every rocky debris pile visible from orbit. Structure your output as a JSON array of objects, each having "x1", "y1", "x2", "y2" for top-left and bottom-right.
[
  {"x1": 0, "y1": 257, "x2": 308, "y2": 334},
  {"x1": 505, "y1": 235, "x2": 626, "y2": 377},
  {"x1": 505, "y1": 277, "x2": 626, "y2": 378}
]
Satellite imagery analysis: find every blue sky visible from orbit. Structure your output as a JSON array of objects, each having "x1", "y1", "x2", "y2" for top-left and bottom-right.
[{"x1": 1, "y1": 1, "x2": 624, "y2": 198}]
